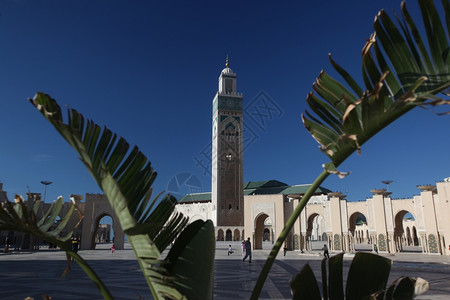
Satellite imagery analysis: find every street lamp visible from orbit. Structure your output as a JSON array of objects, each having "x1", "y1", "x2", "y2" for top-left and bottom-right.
[
  {"x1": 382, "y1": 180, "x2": 394, "y2": 192},
  {"x1": 40, "y1": 181, "x2": 53, "y2": 202}
]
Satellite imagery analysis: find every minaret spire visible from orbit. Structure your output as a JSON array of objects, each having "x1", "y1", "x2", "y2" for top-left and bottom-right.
[{"x1": 212, "y1": 59, "x2": 243, "y2": 227}]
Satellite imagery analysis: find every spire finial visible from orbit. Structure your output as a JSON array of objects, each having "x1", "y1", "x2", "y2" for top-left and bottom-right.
[{"x1": 225, "y1": 55, "x2": 229, "y2": 68}]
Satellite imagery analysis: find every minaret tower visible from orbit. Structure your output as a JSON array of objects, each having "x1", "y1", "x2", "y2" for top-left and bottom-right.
[{"x1": 211, "y1": 57, "x2": 244, "y2": 227}]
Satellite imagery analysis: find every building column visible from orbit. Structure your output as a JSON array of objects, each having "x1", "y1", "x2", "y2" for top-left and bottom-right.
[
  {"x1": 388, "y1": 233, "x2": 395, "y2": 253},
  {"x1": 420, "y1": 234, "x2": 427, "y2": 253}
]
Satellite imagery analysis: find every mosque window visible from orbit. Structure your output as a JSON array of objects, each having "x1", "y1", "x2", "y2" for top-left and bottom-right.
[{"x1": 225, "y1": 79, "x2": 233, "y2": 93}]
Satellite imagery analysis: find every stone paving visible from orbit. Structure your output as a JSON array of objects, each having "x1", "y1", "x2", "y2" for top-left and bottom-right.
[{"x1": 0, "y1": 242, "x2": 449, "y2": 299}]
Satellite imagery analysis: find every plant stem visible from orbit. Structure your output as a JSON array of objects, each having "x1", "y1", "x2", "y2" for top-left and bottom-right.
[
  {"x1": 128, "y1": 234, "x2": 160, "y2": 300},
  {"x1": 68, "y1": 251, "x2": 114, "y2": 300},
  {"x1": 250, "y1": 168, "x2": 330, "y2": 300}
]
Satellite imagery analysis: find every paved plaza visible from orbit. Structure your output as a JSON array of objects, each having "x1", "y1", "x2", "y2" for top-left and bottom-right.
[{"x1": 0, "y1": 242, "x2": 449, "y2": 300}]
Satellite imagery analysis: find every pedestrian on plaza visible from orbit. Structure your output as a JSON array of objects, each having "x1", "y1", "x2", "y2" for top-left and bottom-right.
[
  {"x1": 374, "y1": 244, "x2": 378, "y2": 254},
  {"x1": 3, "y1": 236, "x2": 9, "y2": 253},
  {"x1": 241, "y1": 241, "x2": 246, "y2": 257},
  {"x1": 111, "y1": 244, "x2": 115, "y2": 254},
  {"x1": 322, "y1": 244, "x2": 329, "y2": 259},
  {"x1": 243, "y1": 237, "x2": 252, "y2": 263},
  {"x1": 71, "y1": 236, "x2": 79, "y2": 253},
  {"x1": 283, "y1": 247, "x2": 287, "y2": 256},
  {"x1": 227, "y1": 245, "x2": 233, "y2": 255}
]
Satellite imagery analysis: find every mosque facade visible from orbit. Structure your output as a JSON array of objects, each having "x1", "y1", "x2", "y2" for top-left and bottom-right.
[
  {"x1": 175, "y1": 61, "x2": 450, "y2": 255},
  {"x1": 1, "y1": 62, "x2": 450, "y2": 256}
]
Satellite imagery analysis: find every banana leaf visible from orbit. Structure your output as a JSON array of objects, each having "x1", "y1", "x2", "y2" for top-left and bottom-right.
[{"x1": 30, "y1": 93, "x2": 216, "y2": 300}]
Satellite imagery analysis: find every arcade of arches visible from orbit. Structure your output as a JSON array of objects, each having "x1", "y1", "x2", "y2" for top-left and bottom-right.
[
  {"x1": 178, "y1": 179, "x2": 450, "y2": 255},
  {"x1": 178, "y1": 64, "x2": 450, "y2": 255},
  {"x1": 242, "y1": 182, "x2": 450, "y2": 255},
  {"x1": 0, "y1": 192, "x2": 123, "y2": 251}
]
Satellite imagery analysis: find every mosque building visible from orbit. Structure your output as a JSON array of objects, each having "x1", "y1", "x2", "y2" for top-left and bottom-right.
[
  {"x1": 175, "y1": 59, "x2": 450, "y2": 254},
  {"x1": 1, "y1": 60, "x2": 450, "y2": 255}
]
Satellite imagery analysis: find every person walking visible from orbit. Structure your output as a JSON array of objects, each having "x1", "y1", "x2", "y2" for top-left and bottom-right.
[
  {"x1": 241, "y1": 241, "x2": 246, "y2": 258},
  {"x1": 227, "y1": 245, "x2": 233, "y2": 256},
  {"x1": 243, "y1": 237, "x2": 252, "y2": 263},
  {"x1": 374, "y1": 244, "x2": 378, "y2": 254},
  {"x1": 111, "y1": 244, "x2": 115, "y2": 254},
  {"x1": 71, "y1": 236, "x2": 79, "y2": 253},
  {"x1": 322, "y1": 244, "x2": 329, "y2": 259}
]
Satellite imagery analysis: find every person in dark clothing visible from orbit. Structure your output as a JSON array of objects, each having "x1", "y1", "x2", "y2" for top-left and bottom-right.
[
  {"x1": 243, "y1": 237, "x2": 252, "y2": 263},
  {"x1": 72, "y1": 236, "x2": 79, "y2": 253},
  {"x1": 322, "y1": 244, "x2": 329, "y2": 259}
]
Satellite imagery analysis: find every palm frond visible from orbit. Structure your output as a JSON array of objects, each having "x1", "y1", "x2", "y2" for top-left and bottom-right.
[
  {"x1": 303, "y1": 0, "x2": 450, "y2": 170},
  {"x1": 252, "y1": 1, "x2": 449, "y2": 298},
  {"x1": 0, "y1": 197, "x2": 112, "y2": 297},
  {"x1": 30, "y1": 93, "x2": 215, "y2": 300}
]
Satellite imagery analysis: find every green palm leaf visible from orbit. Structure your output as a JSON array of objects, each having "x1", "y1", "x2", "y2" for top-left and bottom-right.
[
  {"x1": 252, "y1": 1, "x2": 449, "y2": 298},
  {"x1": 0, "y1": 197, "x2": 111, "y2": 297},
  {"x1": 30, "y1": 93, "x2": 214, "y2": 300}
]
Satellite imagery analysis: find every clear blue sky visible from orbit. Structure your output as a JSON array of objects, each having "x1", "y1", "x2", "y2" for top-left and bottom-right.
[{"x1": 0, "y1": 0, "x2": 448, "y2": 205}]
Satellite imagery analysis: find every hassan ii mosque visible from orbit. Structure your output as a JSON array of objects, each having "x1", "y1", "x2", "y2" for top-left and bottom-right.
[
  {"x1": 175, "y1": 59, "x2": 450, "y2": 255},
  {"x1": 1, "y1": 60, "x2": 450, "y2": 256}
]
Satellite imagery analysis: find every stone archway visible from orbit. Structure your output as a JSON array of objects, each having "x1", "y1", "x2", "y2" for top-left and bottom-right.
[
  {"x1": 217, "y1": 229, "x2": 224, "y2": 241},
  {"x1": 348, "y1": 212, "x2": 368, "y2": 244},
  {"x1": 225, "y1": 229, "x2": 232, "y2": 241},
  {"x1": 394, "y1": 210, "x2": 419, "y2": 252},
  {"x1": 306, "y1": 213, "x2": 325, "y2": 250},
  {"x1": 92, "y1": 213, "x2": 112, "y2": 248},
  {"x1": 234, "y1": 229, "x2": 241, "y2": 241},
  {"x1": 80, "y1": 194, "x2": 124, "y2": 250},
  {"x1": 254, "y1": 213, "x2": 269, "y2": 249}
]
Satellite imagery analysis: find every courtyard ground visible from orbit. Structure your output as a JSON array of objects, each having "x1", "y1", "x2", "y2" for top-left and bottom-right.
[{"x1": 0, "y1": 241, "x2": 449, "y2": 299}]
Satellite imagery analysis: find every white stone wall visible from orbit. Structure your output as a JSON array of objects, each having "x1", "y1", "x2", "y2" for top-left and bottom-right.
[{"x1": 175, "y1": 202, "x2": 212, "y2": 222}]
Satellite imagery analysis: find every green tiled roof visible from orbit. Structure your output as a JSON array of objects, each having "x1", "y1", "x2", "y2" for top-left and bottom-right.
[
  {"x1": 177, "y1": 180, "x2": 333, "y2": 203},
  {"x1": 178, "y1": 192, "x2": 211, "y2": 203},
  {"x1": 243, "y1": 180, "x2": 288, "y2": 189},
  {"x1": 281, "y1": 184, "x2": 332, "y2": 195}
]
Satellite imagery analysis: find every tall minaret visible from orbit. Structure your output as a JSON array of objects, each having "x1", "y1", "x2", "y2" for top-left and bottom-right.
[{"x1": 211, "y1": 57, "x2": 244, "y2": 227}]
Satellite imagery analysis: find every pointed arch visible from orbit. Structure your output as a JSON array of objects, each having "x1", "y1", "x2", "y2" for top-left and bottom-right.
[
  {"x1": 225, "y1": 229, "x2": 232, "y2": 241},
  {"x1": 254, "y1": 213, "x2": 270, "y2": 249},
  {"x1": 217, "y1": 229, "x2": 224, "y2": 241}
]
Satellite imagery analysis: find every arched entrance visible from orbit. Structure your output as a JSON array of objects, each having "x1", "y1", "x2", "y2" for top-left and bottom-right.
[
  {"x1": 306, "y1": 213, "x2": 324, "y2": 250},
  {"x1": 254, "y1": 213, "x2": 270, "y2": 249},
  {"x1": 349, "y1": 212, "x2": 368, "y2": 247},
  {"x1": 217, "y1": 229, "x2": 224, "y2": 241},
  {"x1": 80, "y1": 194, "x2": 124, "y2": 250},
  {"x1": 225, "y1": 229, "x2": 232, "y2": 241},
  {"x1": 97, "y1": 215, "x2": 113, "y2": 243},
  {"x1": 91, "y1": 213, "x2": 113, "y2": 249},
  {"x1": 234, "y1": 229, "x2": 241, "y2": 241},
  {"x1": 394, "y1": 211, "x2": 420, "y2": 252}
]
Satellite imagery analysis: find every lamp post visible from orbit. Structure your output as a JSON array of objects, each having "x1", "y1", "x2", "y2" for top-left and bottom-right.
[
  {"x1": 382, "y1": 180, "x2": 393, "y2": 192},
  {"x1": 40, "y1": 181, "x2": 53, "y2": 202}
]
